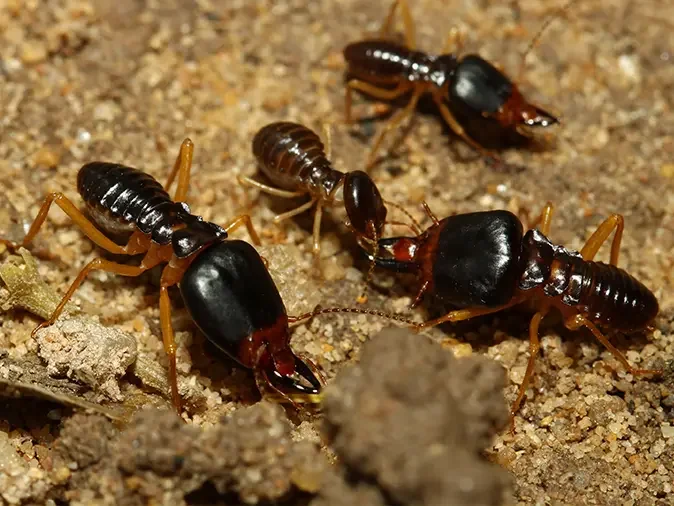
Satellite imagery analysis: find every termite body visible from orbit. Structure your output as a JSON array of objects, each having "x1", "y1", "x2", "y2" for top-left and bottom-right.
[
  {"x1": 239, "y1": 121, "x2": 388, "y2": 264},
  {"x1": 1, "y1": 140, "x2": 324, "y2": 411},
  {"x1": 344, "y1": 0, "x2": 560, "y2": 168},
  {"x1": 365, "y1": 202, "x2": 661, "y2": 420}
]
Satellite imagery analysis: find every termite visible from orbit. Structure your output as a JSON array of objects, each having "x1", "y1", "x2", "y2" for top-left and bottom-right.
[
  {"x1": 239, "y1": 121, "x2": 411, "y2": 267},
  {"x1": 363, "y1": 201, "x2": 662, "y2": 420},
  {"x1": 344, "y1": 0, "x2": 571, "y2": 168}
]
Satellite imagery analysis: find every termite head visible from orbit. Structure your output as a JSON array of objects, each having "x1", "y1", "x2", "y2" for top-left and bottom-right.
[
  {"x1": 449, "y1": 54, "x2": 558, "y2": 132},
  {"x1": 343, "y1": 171, "x2": 388, "y2": 250},
  {"x1": 180, "y1": 239, "x2": 323, "y2": 401}
]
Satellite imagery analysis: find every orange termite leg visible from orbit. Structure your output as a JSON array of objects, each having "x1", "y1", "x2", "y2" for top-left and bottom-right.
[
  {"x1": 165, "y1": 138, "x2": 195, "y2": 202},
  {"x1": 565, "y1": 315, "x2": 662, "y2": 377},
  {"x1": 579, "y1": 214, "x2": 624, "y2": 265},
  {"x1": 432, "y1": 93, "x2": 504, "y2": 168},
  {"x1": 344, "y1": 79, "x2": 411, "y2": 125},
  {"x1": 1, "y1": 193, "x2": 133, "y2": 255},
  {"x1": 365, "y1": 89, "x2": 422, "y2": 170},
  {"x1": 222, "y1": 214, "x2": 262, "y2": 246}
]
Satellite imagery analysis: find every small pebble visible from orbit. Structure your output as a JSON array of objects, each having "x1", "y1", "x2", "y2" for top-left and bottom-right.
[{"x1": 20, "y1": 41, "x2": 48, "y2": 64}]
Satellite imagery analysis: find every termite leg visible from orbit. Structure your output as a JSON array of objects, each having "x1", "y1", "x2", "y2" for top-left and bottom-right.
[
  {"x1": 432, "y1": 92, "x2": 504, "y2": 167},
  {"x1": 441, "y1": 27, "x2": 465, "y2": 54},
  {"x1": 164, "y1": 138, "x2": 194, "y2": 202},
  {"x1": 579, "y1": 214, "x2": 624, "y2": 265},
  {"x1": 159, "y1": 284, "x2": 181, "y2": 412},
  {"x1": 0, "y1": 193, "x2": 132, "y2": 255},
  {"x1": 379, "y1": 0, "x2": 397, "y2": 37},
  {"x1": 345, "y1": 80, "x2": 411, "y2": 124},
  {"x1": 311, "y1": 201, "x2": 324, "y2": 268},
  {"x1": 157, "y1": 256, "x2": 192, "y2": 412},
  {"x1": 366, "y1": 90, "x2": 422, "y2": 169},
  {"x1": 415, "y1": 298, "x2": 522, "y2": 331},
  {"x1": 32, "y1": 252, "x2": 160, "y2": 337},
  {"x1": 529, "y1": 201, "x2": 554, "y2": 235},
  {"x1": 273, "y1": 198, "x2": 316, "y2": 224},
  {"x1": 321, "y1": 123, "x2": 333, "y2": 159},
  {"x1": 380, "y1": 0, "x2": 416, "y2": 49},
  {"x1": 565, "y1": 315, "x2": 662, "y2": 377},
  {"x1": 237, "y1": 175, "x2": 308, "y2": 198},
  {"x1": 510, "y1": 308, "x2": 549, "y2": 420},
  {"x1": 222, "y1": 214, "x2": 261, "y2": 246},
  {"x1": 123, "y1": 231, "x2": 154, "y2": 256}
]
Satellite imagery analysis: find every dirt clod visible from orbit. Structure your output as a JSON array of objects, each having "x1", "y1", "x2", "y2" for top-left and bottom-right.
[
  {"x1": 36, "y1": 318, "x2": 137, "y2": 401},
  {"x1": 55, "y1": 403, "x2": 326, "y2": 506},
  {"x1": 55, "y1": 413, "x2": 117, "y2": 469},
  {"x1": 316, "y1": 328, "x2": 511, "y2": 506}
]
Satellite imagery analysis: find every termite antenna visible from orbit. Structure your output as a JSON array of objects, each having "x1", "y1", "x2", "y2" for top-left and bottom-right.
[
  {"x1": 288, "y1": 306, "x2": 419, "y2": 327},
  {"x1": 383, "y1": 199, "x2": 422, "y2": 235},
  {"x1": 518, "y1": 0, "x2": 580, "y2": 83},
  {"x1": 356, "y1": 262, "x2": 378, "y2": 304},
  {"x1": 321, "y1": 122, "x2": 333, "y2": 159},
  {"x1": 421, "y1": 201, "x2": 439, "y2": 225}
]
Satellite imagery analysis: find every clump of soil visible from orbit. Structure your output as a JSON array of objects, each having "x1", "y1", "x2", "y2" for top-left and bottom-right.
[
  {"x1": 54, "y1": 403, "x2": 325, "y2": 505},
  {"x1": 313, "y1": 327, "x2": 511, "y2": 506}
]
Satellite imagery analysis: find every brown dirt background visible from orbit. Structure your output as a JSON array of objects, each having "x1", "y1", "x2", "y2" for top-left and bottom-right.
[{"x1": 1, "y1": 0, "x2": 673, "y2": 504}]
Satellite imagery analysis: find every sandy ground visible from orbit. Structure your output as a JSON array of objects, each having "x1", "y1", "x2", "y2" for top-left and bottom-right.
[{"x1": 1, "y1": 0, "x2": 673, "y2": 504}]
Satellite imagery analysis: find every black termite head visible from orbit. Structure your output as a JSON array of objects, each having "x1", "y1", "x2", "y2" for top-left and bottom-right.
[
  {"x1": 179, "y1": 239, "x2": 321, "y2": 397},
  {"x1": 424, "y1": 211, "x2": 525, "y2": 307},
  {"x1": 343, "y1": 170, "x2": 388, "y2": 246},
  {"x1": 364, "y1": 210, "x2": 525, "y2": 307},
  {"x1": 448, "y1": 54, "x2": 558, "y2": 132}
]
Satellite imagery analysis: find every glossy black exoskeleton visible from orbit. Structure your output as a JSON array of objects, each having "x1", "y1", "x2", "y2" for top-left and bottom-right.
[
  {"x1": 0, "y1": 139, "x2": 323, "y2": 411},
  {"x1": 180, "y1": 239, "x2": 321, "y2": 396},
  {"x1": 343, "y1": 0, "x2": 559, "y2": 168},
  {"x1": 364, "y1": 203, "x2": 661, "y2": 421},
  {"x1": 373, "y1": 210, "x2": 524, "y2": 307}
]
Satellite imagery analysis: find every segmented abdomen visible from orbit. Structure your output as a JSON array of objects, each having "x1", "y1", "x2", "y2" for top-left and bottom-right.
[
  {"x1": 344, "y1": 40, "x2": 425, "y2": 83},
  {"x1": 574, "y1": 261, "x2": 659, "y2": 332},
  {"x1": 77, "y1": 162, "x2": 187, "y2": 245},
  {"x1": 252, "y1": 122, "x2": 334, "y2": 192}
]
